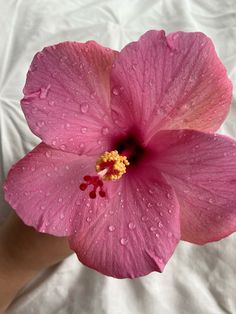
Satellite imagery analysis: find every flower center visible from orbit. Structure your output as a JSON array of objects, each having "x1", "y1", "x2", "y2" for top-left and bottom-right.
[
  {"x1": 79, "y1": 150, "x2": 129, "y2": 199},
  {"x1": 96, "y1": 150, "x2": 129, "y2": 180}
]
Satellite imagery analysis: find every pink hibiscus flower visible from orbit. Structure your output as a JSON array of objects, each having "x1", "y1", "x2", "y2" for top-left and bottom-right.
[{"x1": 4, "y1": 30, "x2": 235, "y2": 279}]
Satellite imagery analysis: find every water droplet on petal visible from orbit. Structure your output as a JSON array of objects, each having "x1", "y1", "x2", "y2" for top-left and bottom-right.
[
  {"x1": 37, "y1": 120, "x2": 45, "y2": 127},
  {"x1": 150, "y1": 226, "x2": 157, "y2": 232},
  {"x1": 60, "y1": 213, "x2": 65, "y2": 220},
  {"x1": 90, "y1": 91, "x2": 96, "y2": 99},
  {"x1": 86, "y1": 217, "x2": 92, "y2": 223},
  {"x1": 52, "y1": 140, "x2": 57, "y2": 146},
  {"x1": 166, "y1": 192, "x2": 172, "y2": 199},
  {"x1": 39, "y1": 85, "x2": 51, "y2": 99},
  {"x1": 112, "y1": 87, "x2": 119, "y2": 96},
  {"x1": 141, "y1": 215, "x2": 148, "y2": 222},
  {"x1": 108, "y1": 225, "x2": 115, "y2": 232},
  {"x1": 58, "y1": 198, "x2": 63, "y2": 203},
  {"x1": 155, "y1": 233, "x2": 160, "y2": 238},
  {"x1": 168, "y1": 209, "x2": 172, "y2": 214},
  {"x1": 128, "y1": 222, "x2": 136, "y2": 230},
  {"x1": 168, "y1": 232, "x2": 172, "y2": 238},
  {"x1": 81, "y1": 127, "x2": 87, "y2": 134},
  {"x1": 101, "y1": 127, "x2": 109, "y2": 135},
  {"x1": 208, "y1": 198, "x2": 214, "y2": 204},
  {"x1": 59, "y1": 144, "x2": 66, "y2": 150},
  {"x1": 158, "y1": 222, "x2": 163, "y2": 228},
  {"x1": 120, "y1": 238, "x2": 128, "y2": 245},
  {"x1": 46, "y1": 151, "x2": 51, "y2": 158},
  {"x1": 48, "y1": 100, "x2": 55, "y2": 106},
  {"x1": 80, "y1": 102, "x2": 89, "y2": 113}
]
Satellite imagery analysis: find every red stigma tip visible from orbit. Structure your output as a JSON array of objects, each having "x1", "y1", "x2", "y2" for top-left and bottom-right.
[
  {"x1": 84, "y1": 175, "x2": 91, "y2": 181},
  {"x1": 89, "y1": 191, "x2": 96, "y2": 199},
  {"x1": 79, "y1": 183, "x2": 87, "y2": 191},
  {"x1": 99, "y1": 190, "x2": 106, "y2": 197},
  {"x1": 80, "y1": 174, "x2": 106, "y2": 199}
]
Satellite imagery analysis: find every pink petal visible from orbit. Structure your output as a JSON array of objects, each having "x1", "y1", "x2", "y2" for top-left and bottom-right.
[
  {"x1": 4, "y1": 142, "x2": 100, "y2": 236},
  {"x1": 110, "y1": 30, "x2": 232, "y2": 140},
  {"x1": 148, "y1": 129, "x2": 236, "y2": 244},
  {"x1": 69, "y1": 166, "x2": 180, "y2": 278},
  {"x1": 21, "y1": 41, "x2": 118, "y2": 155}
]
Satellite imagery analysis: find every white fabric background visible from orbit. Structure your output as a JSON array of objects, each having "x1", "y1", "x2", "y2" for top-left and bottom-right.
[{"x1": 0, "y1": 0, "x2": 236, "y2": 313}]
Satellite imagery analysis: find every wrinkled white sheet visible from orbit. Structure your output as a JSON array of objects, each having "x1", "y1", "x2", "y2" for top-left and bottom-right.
[{"x1": 1, "y1": 0, "x2": 236, "y2": 313}]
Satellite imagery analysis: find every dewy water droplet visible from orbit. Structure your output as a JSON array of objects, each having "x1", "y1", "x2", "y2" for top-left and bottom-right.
[
  {"x1": 81, "y1": 127, "x2": 87, "y2": 134},
  {"x1": 150, "y1": 226, "x2": 157, "y2": 232},
  {"x1": 108, "y1": 225, "x2": 115, "y2": 232},
  {"x1": 128, "y1": 222, "x2": 136, "y2": 230},
  {"x1": 46, "y1": 151, "x2": 51, "y2": 158},
  {"x1": 120, "y1": 238, "x2": 128, "y2": 245},
  {"x1": 80, "y1": 102, "x2": 89, "y2": 113},
  {"x1": 60, "y1": 144, "x2": 66, "y2": 150},
  {"x1": 39, "y1": 85, "x2": 51, "y2": 99},
  {"x1": 166, "y1": 192, "x2": 172, "y2": 199},
  {"x1": 48, "y1": 100, "x2": 55, "y2": 106},
  {"x1": 101, "y1": 127, "x2": 109, "y2": 135},
  {"x1": 112, "y1": 87, "x2": 119, "y2": 96},
  {"x1": 37, "y1": 120, "x2": 45, "y2": 127},
  {"x1": 141, "y1": 216, "x2": 148, "y2": 222},
  {"x1": 86, "y1": 217, "x2": 92, "y2": 223}
]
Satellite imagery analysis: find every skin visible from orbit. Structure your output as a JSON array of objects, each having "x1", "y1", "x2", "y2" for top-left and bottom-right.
[{"x1": 0, "y1": 212, "x2": 73, "y2": 313}]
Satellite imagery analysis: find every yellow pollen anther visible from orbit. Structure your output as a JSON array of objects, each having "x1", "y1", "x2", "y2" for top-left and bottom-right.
[{"x1": 96, "y1": 150, "x2": 130, "y2": 181}]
